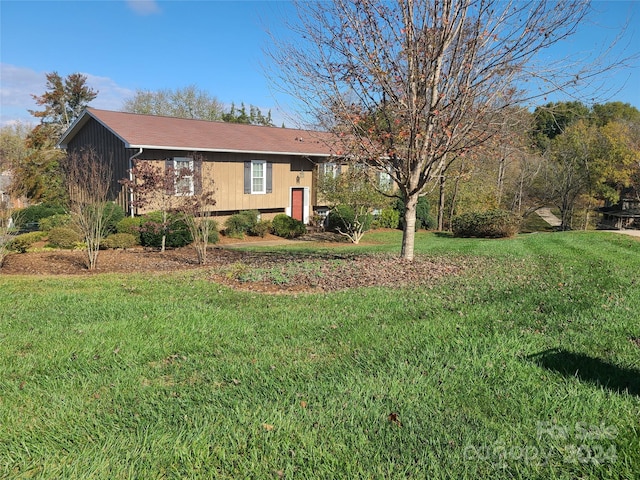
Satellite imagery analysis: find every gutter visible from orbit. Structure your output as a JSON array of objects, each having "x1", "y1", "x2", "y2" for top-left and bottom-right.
[
  {"x1": 128, "y1": 148, "x2": 143, "y2": 217},
  {"x1": 125, "y1": 144, "x2": 335, "y2": 158}
]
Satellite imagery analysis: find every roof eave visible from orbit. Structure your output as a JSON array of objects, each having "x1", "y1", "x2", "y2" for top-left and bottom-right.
[{"x1": 126, "y1": 144, "x2": 336, "y2": 157}]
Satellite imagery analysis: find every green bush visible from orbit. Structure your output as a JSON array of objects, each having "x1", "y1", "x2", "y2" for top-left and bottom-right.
[
  {"x1": 207, "y1": 225, "x2": 220, "y2": 245},
  {"x1": 47, "y1": 227, "x2": 82, "y2": 249},
  {"x1": 198, "y1": 219, "x2": 219, "y2": 244},
  {"x1": 374, "y1": 208, "x2": 400, "y2": 229},
  {"x1": 101, "y1": 233, "x2": 138, "y2": 249},
  {"x1": 224, "y1": 210, "x2": 259, "y2": 238},
  {"x1": 451, "y1": 209, "x2": 521, "y2": 238},
  {"x1": 103, "y1": 202, "x2": 126, "y2": 234},
  {"x1": 8, "y1": 231, "x2": 47, "y2": 253},
  {"x1": 14, "y1": 203, "x2": 66, "y2": 230},
  {"x1": 38, "y1": 214, "x2": 73, "y2": 232},
  {"x1": 139, "y1": 212, "x2": 192, "y2": 248},
  {"x1": 395, "y1": 196, "x2": 435, "y2": 230},
  {"x1": 271, "y1": 214, "x2": 306, "y2": 239},
  {"x1": 250, "y1": 219, "x2": 272, "y2": 238},
  {"x1": 116, "y1": 217, "x2": 142, "y2": 244},
  {"x1": 326, "y1": 205, "x2": 373, "y2": 233}
]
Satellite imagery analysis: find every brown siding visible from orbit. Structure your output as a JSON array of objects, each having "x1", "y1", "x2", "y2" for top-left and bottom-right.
[
  {"x1": 65, "y1": 117, "x2": 134, "y2": 209},
  {"x1": 135, "y1": 151, "x2": 319, "y2": 216}
]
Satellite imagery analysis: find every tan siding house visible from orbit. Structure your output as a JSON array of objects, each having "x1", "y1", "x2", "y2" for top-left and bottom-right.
[{"x1": 58, "y1": 108, "x2": 342, "y2": 223}]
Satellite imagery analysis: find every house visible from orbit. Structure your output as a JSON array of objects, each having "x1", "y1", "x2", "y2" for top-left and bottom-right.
[
  {"x1": 1, "y1": 170, "x2": 28, "y2": 212},
  {"x1": 597, "y1": 189, "x2": 640, "y2": 230},
  {"x1": 57, "y1": 108, "x2": 344, "y2": 223}
]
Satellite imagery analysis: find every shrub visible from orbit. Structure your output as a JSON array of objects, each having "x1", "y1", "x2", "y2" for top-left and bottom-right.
[
  {"x1": 207, "y1": 223, "x2": 220, "y2": 245},
  {"x1": 326, "y1": 205, "x2": 373, "y2": 233},
  {"x1": 395, "y1": 196, "x2": 435, "y2": 230},
  {"x1": 224, "y1": 210, "x2": 259, "y2": 238},
  {"x1": 101, "y1": 233, "x2": 138, "y2": 249},
  {"x1": 47, "y1": 227, "x2": 82, "y2": 249},
  {"x1": 374, "y1": 208, "x2": 400, "y2": 229},
  {"x1": 139, "y1": 212, "x2": 192, "y2": 248},
  {"x1": 38, "y1": 214, "x2": 73, "y2": 232},
  {"x1": 14, "y1": 203, "x2": 66, "y2": 230},
  {"x1": 8, "y1": 231, "x2": 47, "y2": 253},
  {"x1": 116, "y1": 217, "x2": 142, "y2": 244},
  {"x1": 103, "y1": 202, "x2": 126, "y2": 234},
  {"x1": 415, "y1": 197, "x2": 436, "y2": 230},
  {"x1": 451, "y1": 209, "x2": 521, "y2": 238},
  {"x1": 271, "y1": 214, "x2": 306, "y2": 238},
  {"x1": 250, "y1": 219, "x2": 272, "y2": 238},
  {"x1": 191, "y1": 218, "x2": 219, "y2": 245}
]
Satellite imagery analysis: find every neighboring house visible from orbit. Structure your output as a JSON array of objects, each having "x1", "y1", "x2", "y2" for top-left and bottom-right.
[
  {"x1": 57, "y1": 108, "x2": 344, "y2": 223},
  {"x1": 0, "y1": 170, "x2": 28, "y2": 212},
  {"x1": 597, "y1": 192, "x2": 640, "y2": 230}
]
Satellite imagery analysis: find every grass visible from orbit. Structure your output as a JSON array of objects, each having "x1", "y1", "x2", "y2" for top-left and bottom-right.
[{"x1": 1, "y1": 231, "x2": 639, "y2": 479}]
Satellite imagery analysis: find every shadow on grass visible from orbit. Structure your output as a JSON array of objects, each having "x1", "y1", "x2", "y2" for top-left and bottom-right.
[{"x1": 528, "y1": 349, "x2": 640, "y2": 396}]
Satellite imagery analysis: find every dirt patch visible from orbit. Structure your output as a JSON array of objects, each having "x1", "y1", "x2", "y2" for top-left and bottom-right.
[{"x1": 0, "y1": 235, "x2": 460, "y2": 293}]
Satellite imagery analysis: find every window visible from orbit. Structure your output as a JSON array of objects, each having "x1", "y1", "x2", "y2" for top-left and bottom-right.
[
  {"x1": 251, "y1": 160, "x2": 266, "y2": 194},
  {"x1": 320, "y1": 162, "x2": 340, "y2": 178},
  {"x1": 173, "y1": 157, "x2": 194, "y2": 196},
  {"x1": 244, "y1": 160, "x2": 272, "y2": 194}
]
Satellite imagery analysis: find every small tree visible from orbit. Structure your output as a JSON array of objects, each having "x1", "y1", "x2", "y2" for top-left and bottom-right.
[
  {"x1": 121, "y1": 156, "x2": 216, "y2": 261},
  {"x1": 175, "y1": 190, "x2": 216, "y2": 264},
  {"x1": 319, "y1": 165, "x2": 390, "y2": 243},
  {"x1": 61, "y1": 149, "x2": 113, "y2": 270},
  {"x1": 121, "y1": 160, "x2": 179, "y2": 252}
]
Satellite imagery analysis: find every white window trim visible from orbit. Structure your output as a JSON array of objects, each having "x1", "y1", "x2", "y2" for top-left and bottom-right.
[
  {"x1": 174, "y1": 157, "x2": 194, "y2": 196},
  {"x1": 251, "y1": 160, "x2": 266, "y2": 194},
  {"x1": 321, "y1": 162, "x2": 338, "y2": 178}
]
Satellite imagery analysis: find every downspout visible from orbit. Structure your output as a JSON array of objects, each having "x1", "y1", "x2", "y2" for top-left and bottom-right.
[{"x1": 128, "y1": 148, "x2": 143, "y2": 217}]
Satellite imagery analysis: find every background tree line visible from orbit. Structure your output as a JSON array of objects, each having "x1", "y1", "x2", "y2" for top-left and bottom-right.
[{"x1": 426, "y1": 101, "x2": 640, "y2": 232}]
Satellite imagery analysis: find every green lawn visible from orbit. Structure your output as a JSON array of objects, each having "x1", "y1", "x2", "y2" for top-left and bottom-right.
[{"x1": 1, "y1": 231, "x2": 639, "y2": 479}]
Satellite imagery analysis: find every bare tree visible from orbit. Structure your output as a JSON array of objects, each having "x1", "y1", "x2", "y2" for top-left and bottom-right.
[
  {"x1": 122, "y1": 85, "x2": 224, "y2": 121},
  {"x1": 121, "y1": 160, "x2": 178, "y2": 252},
  {"x1": 269, "y1": 0, "x2": 629, "y2": 260},
  {"x1": 61, "y1": 149, "x2": 112, "y2": 270}
]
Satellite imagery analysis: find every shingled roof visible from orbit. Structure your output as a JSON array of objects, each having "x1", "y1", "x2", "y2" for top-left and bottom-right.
[{"x1": 58, "y1": 108, "x2": 339, "y2": 157}]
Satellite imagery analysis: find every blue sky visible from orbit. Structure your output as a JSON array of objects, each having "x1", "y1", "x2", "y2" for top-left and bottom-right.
[{"x1": 1, "y1": 0, "x2": 638, "y2": 128}]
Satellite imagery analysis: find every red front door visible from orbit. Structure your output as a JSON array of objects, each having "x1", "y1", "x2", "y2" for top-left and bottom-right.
[{"x1": 291, "y1": 188, "x2": 304, "y2": 222}]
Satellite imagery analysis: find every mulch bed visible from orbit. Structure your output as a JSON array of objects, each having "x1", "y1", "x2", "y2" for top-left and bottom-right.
[{"x1": 1, "y1": 233, "x2": 460, "y2": 292}]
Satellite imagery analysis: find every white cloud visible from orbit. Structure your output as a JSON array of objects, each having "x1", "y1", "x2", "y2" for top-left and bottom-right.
[
  {"x1": 126, "y1": 0, "x2": 161, "y2": 16},
  {"x1": 84, "y1": 74, "x2": 135, "y2": 111},
  {"x1": 0, "y1": 64, "x2": 135, "y2": 127},
  {"x1": 0, "y1": 64, "x2": 45, "y2": 126}
]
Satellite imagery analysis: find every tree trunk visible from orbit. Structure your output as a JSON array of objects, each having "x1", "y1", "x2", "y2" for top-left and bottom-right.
[
  {"x1": 496, "y1": 155, "x2": 506, "y2": 207},
  {"x1": 401, "y1": 193, "x2": 419, "y2": 261},
  {"x1": 437, "y1": 176, "x2": 446, "y2": 231},
  {"x1": 161, "y1": 210, "x2": 167, "y2": 252},
  {"x1": 449, "y1": 172, "x2": 462, "y2": 230}
]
